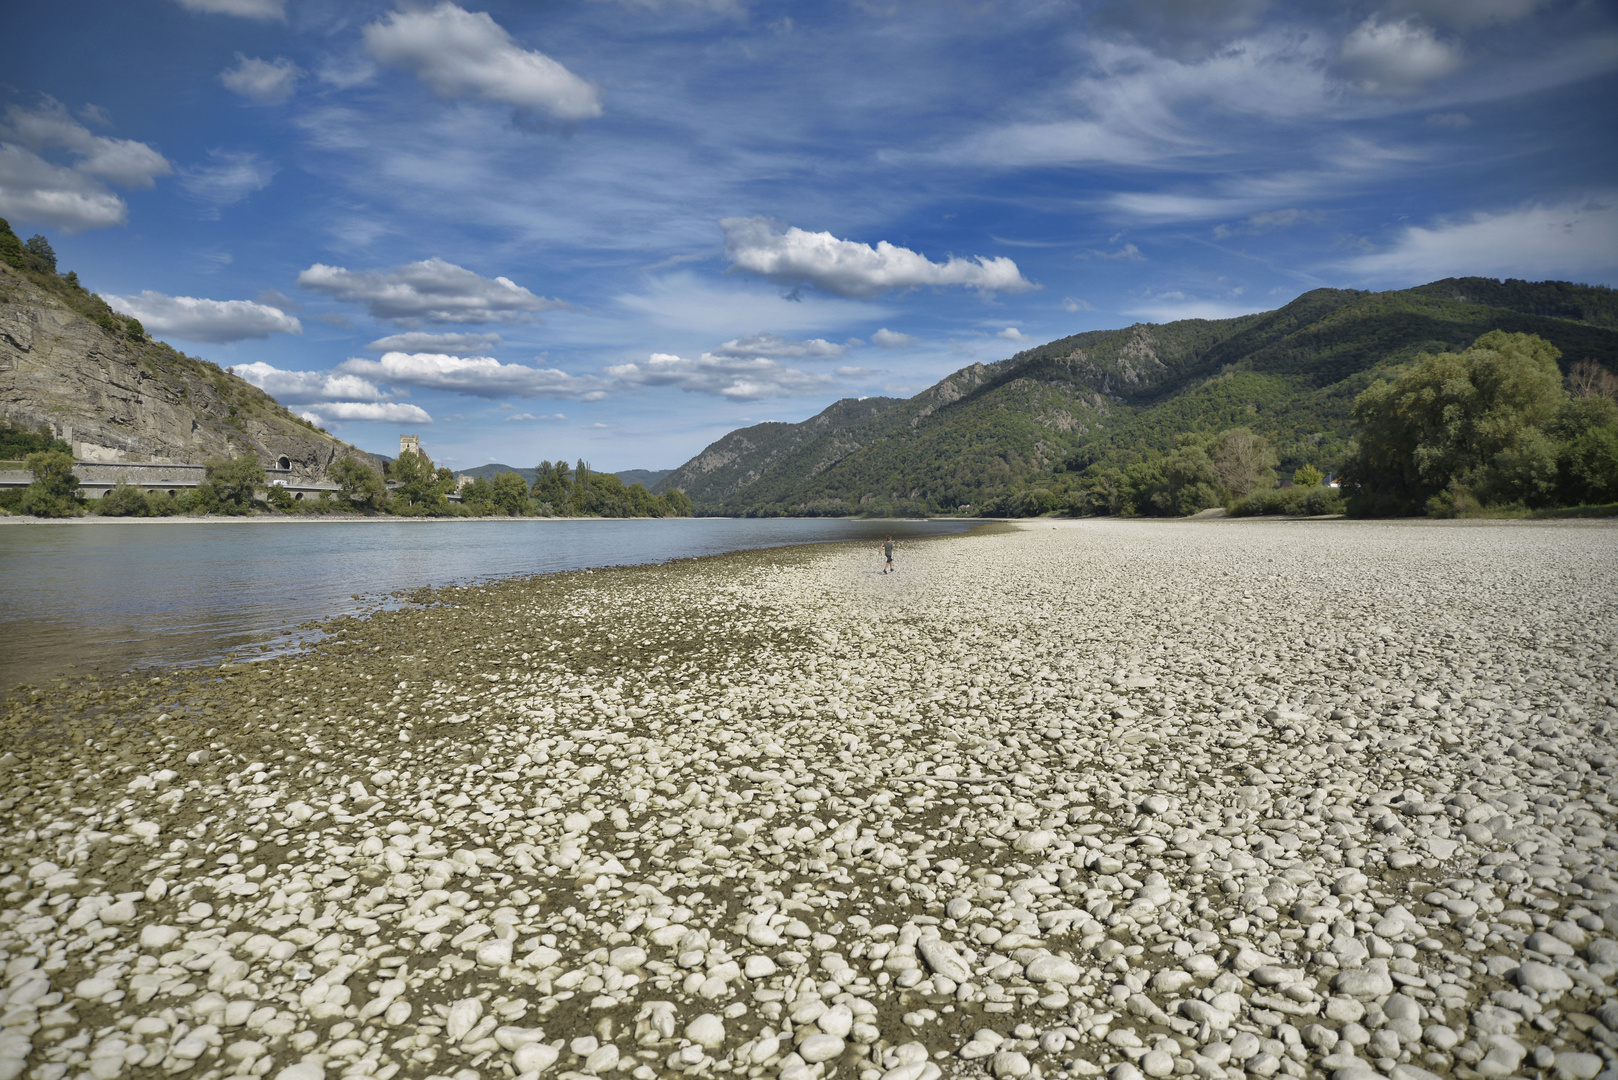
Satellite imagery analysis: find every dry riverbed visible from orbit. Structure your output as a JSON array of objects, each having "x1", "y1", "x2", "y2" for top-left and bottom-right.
[{"x1": 2, "y1": 519, "x2": 1616, "y2": 1080}]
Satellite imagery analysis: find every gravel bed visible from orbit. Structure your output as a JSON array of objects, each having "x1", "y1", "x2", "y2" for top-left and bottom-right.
[{"x1": 1, "y1": 518, "x2": 1616, "y2": 1080}]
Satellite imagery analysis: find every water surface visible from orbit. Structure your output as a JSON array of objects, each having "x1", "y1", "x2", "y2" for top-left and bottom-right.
[{"x1": 0, "y1": 517, "x2": 973, "y2": 686}]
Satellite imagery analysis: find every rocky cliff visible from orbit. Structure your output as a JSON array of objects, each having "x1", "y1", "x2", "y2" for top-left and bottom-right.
[{"x1": 0, "y1": 262, "x2": 375, "y2": 478}]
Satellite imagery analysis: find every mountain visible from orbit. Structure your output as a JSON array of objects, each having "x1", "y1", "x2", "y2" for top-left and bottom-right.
[
  {"x1": 655, "y1": 278, "x2": 1618, "y2": 515},
  {"x1": 455, "y1": 463, "x2": 671, "y2": 489},
  {"x1": 0, "y1": 256, "x2": 375, "y2": 477},
  {"x1": 614, "y1": 468, "x2": 671, "y2": 488}
]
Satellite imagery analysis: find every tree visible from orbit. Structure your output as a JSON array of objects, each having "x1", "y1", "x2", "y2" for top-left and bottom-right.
[
  {"x1": 21, "y1": 450, "x2": 82, "y2": 517},
  {"x1": 1293, "y1": 464, "x2": 1324, "y2": 487},
  {"x1": 1208, "y1": 428, "x2": 1277, "y2": 500},
  {"x1": 0, "y1": 218, "x2": 25, "y2": 270},
  {"x1": 531, "y1": 460, "x2": 572, "y2": 511},
  {"x1": 1346, "y1": 331, "x2": 1568, "y2": 515},
  {"x1": 1568, "y1": 359, "x2": 1618, "y2": 402},
  {"x1": 329, "y1": 456, "x2": 385, "y2": 510},
  {"x1": 124, "y1": 317, "x2": 145, "y2": 339},
  {"x1": 203, "y1": 454, "x2": 267, "y2": 513},
  {"x1": 1550, "y1": 396, "x2": 1618, "y2": 506},
  {"x1": 388, "y1": 448, "x2": 454, "y2": 515},
  {"x1": 24, "y1": 234, "x2": 56, "y2": 274},
  {"x1": 488, "y1": 471, "x2": 532, "y2": 516}
]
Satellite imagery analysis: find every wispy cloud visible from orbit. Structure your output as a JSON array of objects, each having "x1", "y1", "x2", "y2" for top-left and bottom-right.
[
  {"x1": 220, "y1": 55, "x2": 302, "y2": 104},
  {"x1": 605, "y1": 352, "x2": 835, "y2": 400},
  {"x1": 1344, "y1": 194, "x2": 1618, "y2": 283},
  {"x1": 179, "y1": 149, "x2": 276, "y2": 216},
  {"x1": 174, "y1": 0, "x2": 284, "y2": 19},
  {"x1": 365, "y1": 331, "x2": 503, "y2": 353},
  {"x1": 338, "y1": 352, "x2": 608, "y2": 400}
]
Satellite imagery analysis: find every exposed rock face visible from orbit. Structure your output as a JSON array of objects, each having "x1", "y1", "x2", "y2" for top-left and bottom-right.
[{"x1": 0, "y1": 264, "x2": 376, "y2": 478}]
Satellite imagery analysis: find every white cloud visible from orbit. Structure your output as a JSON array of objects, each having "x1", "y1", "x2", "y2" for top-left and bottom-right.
[
  {"x1": 998, "y1": 327, "x2": 1030, "y2": 341},
  {"x1": 102, "y1": 291, "x2": 303, "y2": 343},
  {"x1": 1212, "y1": 208, "x2": 1318, "y2": 238},
  {"x1": 1123, "y1": 293, "x2": 1265, "y2": 321},
  {"x1": 301, "y1": 402, "x2": 433, "y2": 425},
  {"x1": 1081, "y1": 242, "x2": 1146, "y2": 261},
  {"x1": 1339, "y1": 17, "x2": 1462, "y2": 97},
  {"x1": 220, "y1": 55, "x2": 302, "y2": 104},
  {"x1": 503, "y1": 411, "x2": 566, "y2": 422},
  {"x1": 338, "y1": 352, "x2": 608, "y2": 400},
  {"x1": 297, "y1": 258, "x2": 568, "y2": 324},
  {"x1": 231, "y1": 362, "x2": 385, "y2": 404},
  {"x1": 1, "y1": 98, "x2": 171, "y2": 187},
  {"x1": 1344, "y1": 195, "x2": 1618, "y2": 283},
  {"x1": 365, "y1": 331, "x2": 503, "y2": 352},
  {"x1": 871, "y1": 328, "x2": 917, "y2": 347},
  {"x1": 179, "y1": 150, "x2": 276, "y2": 214},
  {"x1": 363, "y1": 3, "x2": 602, "y2": 121},
  {"x1": 1062, "y1": 297, "x2": 1094, "y2": 312},
  {"x1": 708, "y1": 332, "x2": 845, "y2": 360},
  {"x1": 721, "y1": 216, "x2": 1035, "y2": 299},
  {"x1": 175, "y1": 0, "x2": 285, "y2": 18},
  {"x1": 0, "y1": 144, "x2": 128, "y2": 231},
  {"x1": 605, "y1": 352, "x2": 835, "y2": 400},
  {"x1": 588, "y1": 0, "x2": 743, "y2": 11}
]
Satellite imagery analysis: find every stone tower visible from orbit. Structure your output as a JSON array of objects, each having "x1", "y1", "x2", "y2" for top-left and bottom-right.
[{"x1": 400, "y1": 434, "x2": 422, "y2": 460}]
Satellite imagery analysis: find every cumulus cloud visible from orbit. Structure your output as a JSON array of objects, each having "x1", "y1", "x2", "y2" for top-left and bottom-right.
[
  {"x1": 0, "y1": 99, "x2": 173, "y2": 232},
  {"x1": 297, "y1": 258, "x2": 568, "y2": 324},
  {"x1": 0, "y1": 145, "x2": 128, "y2": 231},
  {"x1": 175, "y1": 0, "x2": 285, "y2": 18},
  {"x1": 998, "y1": 327, "x2": 1031, "y2": 341},
  {"x1": 220, "y1": 55, "x2": 302, "y2": 104},
  {"x1": 871, "y1": 328, "x2": 917, "y2": 347},
  {"x1": 708, "y1": 332, "x2": 845, "y2": 359},
  {"x1": 363, "y1": 3, "x2": 602, "y2": 121},
  {"x1": 179, "y1": 150, "x2": 276, "y2": 215},
  {"x1": 605, "y1": 352, "x2": 834, "y2": 400},
  {"x1": 231, "y1": 362, "x2": 385, "y2": 404},
  {"x1": 721, "y1": 217, "x2": 1035, "y2": 299},
  {"x1": 1339, "y1": 17, "x2": 1462, "y2": 96},
  {"x1": 1344, "y1": 196, "x2": 1618, "y2": 282},
  {"x1": 301, "y1": 402, "x2": 433, "y2": 425},
  {"x1": 365, "y1": 331, "x2": 503, "y2": 352},
  {"x1": 2, "y1": 98, "x2": 171, "y2": 186},
  {"x1": 102, "y1": 291, "x2": 303, "y2": 343},
  {"x1": 338, "y1": 352, "x2": 607, "y2": 400}
]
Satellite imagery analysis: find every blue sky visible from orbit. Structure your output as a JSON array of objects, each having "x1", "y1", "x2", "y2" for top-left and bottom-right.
[{"x1": 5, "y1": 0, "x2": 1616, "y2": 472}]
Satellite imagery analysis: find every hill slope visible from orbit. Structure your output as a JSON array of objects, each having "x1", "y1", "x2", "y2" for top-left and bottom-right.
[
  {"x1": 656, "y1": 278, "x2": 1618, "y2": 514},
  {"x1": 0, "y1": 260, "x2": 374, "y2": 477}
]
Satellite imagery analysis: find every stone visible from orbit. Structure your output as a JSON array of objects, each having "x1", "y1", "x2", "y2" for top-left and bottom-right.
[
  {"x1": 686, "y1": 1014, "x2": 725, "y2": 1049},
  {"x1": 799, "y1": 1034, "x2": 846, "y2": 1063},
  {"x1": 992, "y1": 1050, "x2": 1033, "y2": 1078},
  {"x1": 513, "y1": 1043, "x2": 559, "y2": 1073},
  {"x1": 1552, "y1": 1052, "x2": 1603, "y2": 1080},
  {"x1": 1333, "y1": 966, "x2": 1394, "y2": 1001},
  {"x1": 916, "y1": 938, "x2": 972, "y2": 982},
  {"x1": 1514, "y1": 961, "x2": 1573, "y2": 993}
]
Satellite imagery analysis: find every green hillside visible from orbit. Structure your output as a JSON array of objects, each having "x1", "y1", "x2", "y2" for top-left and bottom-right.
[{"x1": 655, "y1": 278, "x2": 1618, "y2": 515}]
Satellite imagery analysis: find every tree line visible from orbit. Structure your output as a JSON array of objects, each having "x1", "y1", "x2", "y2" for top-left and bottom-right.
[{"x1": 1, "y1": 436, "x2": 692, "y2": 519}]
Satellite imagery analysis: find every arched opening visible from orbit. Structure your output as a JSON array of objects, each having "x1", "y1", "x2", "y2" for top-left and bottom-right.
[
  {"x1": 294, "y1": 492, "x2": 304, "y2": 500},
  {"x1": 277, "y1": 456, "x2": 291, "y2": 470}
]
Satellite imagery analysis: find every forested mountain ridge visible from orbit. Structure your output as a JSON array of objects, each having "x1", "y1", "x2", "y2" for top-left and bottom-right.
[{"x1": 654, "y1": 278, "x2": 1618, "y2": 515}]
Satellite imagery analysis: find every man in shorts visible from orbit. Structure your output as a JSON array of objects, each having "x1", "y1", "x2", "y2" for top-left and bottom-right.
[{"x1": 881, "y1": 536, "x2": 895, "y2": 574}]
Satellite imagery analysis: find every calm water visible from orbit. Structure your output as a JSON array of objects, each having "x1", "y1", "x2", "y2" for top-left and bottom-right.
[{"x1": 0, "y1": 517, "x2": 974, "y2": 686}]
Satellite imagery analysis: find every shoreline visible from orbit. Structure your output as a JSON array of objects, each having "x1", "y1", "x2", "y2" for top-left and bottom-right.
[
  {"x1": 1, "y1": 520, "x2": 1613, "y2": 1080},
  {"x1": 0, "y1": 513, "x2": 987, "y2": 526}
]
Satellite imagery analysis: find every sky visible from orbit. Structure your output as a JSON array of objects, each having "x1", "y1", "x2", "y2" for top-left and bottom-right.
[{"x1": 4, "y1": 0, "x2": 1616, "y2": 472}]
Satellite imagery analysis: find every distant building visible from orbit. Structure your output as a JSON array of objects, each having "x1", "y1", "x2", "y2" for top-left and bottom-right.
[{"x1": 400, "y1": 434, "x2": 424, "y2": 460}]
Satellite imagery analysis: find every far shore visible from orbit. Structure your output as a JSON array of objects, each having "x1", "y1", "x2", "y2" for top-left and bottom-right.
[{"x1": 0, "y1": 512, "x2": 984, "y2": 525}]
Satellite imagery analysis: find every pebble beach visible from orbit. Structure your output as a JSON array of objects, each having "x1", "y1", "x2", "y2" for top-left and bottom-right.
[{"x1": 1, "y1": 518, "x2": 1615, "y2": 1080}]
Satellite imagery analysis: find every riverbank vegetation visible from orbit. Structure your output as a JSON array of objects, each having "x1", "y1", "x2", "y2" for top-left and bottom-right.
[{"x1": 1, "y1": 445, "x2": 692, "y2": 519}]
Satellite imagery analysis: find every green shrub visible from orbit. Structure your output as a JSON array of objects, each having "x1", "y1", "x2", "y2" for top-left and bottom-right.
[
  {"x1": 97, "y1": 480, "x2": 149, "y2": 517},
  {"x1": 146, "y1": 490, "x2": 184, "y2": 516},
  {"x1": 20, "y1": 450, "x2": 83, "y2": 517}
]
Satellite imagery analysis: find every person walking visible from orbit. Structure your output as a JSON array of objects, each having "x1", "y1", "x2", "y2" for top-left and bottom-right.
[{"x1": 880, "y1": 535, "x2": 895, "y2": 574}]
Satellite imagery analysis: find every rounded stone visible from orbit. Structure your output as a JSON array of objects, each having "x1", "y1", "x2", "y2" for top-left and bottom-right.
[
  {"x1": 1141, "y1": 1050, "x2": 1175, "y2": 1077},
  {"x1": 992, "y1": 1049, "x2": 1032, "y2": 1078},
  {"x1": 686, "y1": 1013, "x2": 725, "y2": 1049},
  {"x1": 799, "y1": 1033, "x2": 846, "y2": 1063}
]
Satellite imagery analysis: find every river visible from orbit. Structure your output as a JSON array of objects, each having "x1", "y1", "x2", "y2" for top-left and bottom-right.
[{"x1": 0, "y1": 517, "x2": 976, "y2": 687}]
